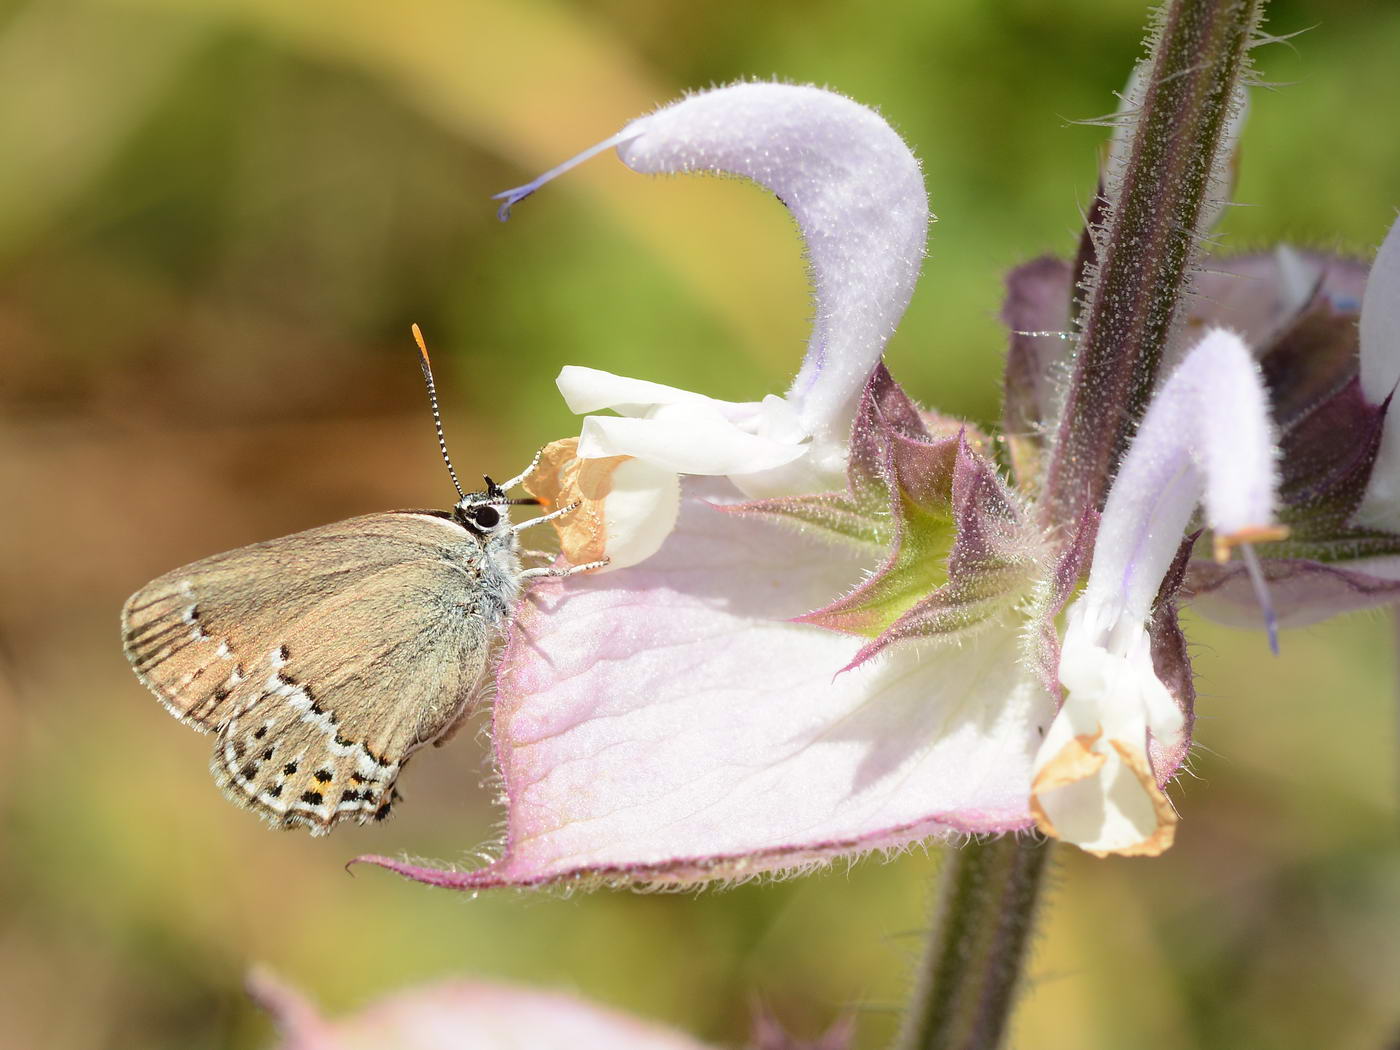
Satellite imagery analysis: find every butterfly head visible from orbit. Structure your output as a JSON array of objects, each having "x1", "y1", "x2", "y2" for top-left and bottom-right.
[{"x1": 453, "y1": 475, "x2": 538, "y2": 539}]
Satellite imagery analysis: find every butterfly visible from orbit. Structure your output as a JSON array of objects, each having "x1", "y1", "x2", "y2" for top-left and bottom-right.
[{"x1": 121, "y1": 327, "x2": 602, "y2": 835}]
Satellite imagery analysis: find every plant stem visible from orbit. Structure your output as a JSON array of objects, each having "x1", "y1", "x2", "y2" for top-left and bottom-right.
[
  {"x1": 1043, "y1": 0, "x2": 1266, "y2": 529},
  {"x1": 894, "y1": 834, "x2": 1053, "y2": 1050}
]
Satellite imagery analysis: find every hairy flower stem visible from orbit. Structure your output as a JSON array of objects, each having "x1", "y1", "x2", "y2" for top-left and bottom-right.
[
  {"x1": 1043, "y1": 0, "x2": 1266, "y2": 530},
  {"x1": 894, "y1": 835, "x2": 1053, "y2": 1050}
]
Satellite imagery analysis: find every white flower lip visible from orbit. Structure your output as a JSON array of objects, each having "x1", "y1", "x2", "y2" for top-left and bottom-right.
[
  {"x1": 559, "y1": 366, "x2": 810, "y2": 480},
  {"x1": 520, "y1": 438, "x2": 680, "y2": 573},
  {"x1": 1031, "y1": 606, "x2": 1181, "y2": 857},
  {"x1": 1033, "y1": 327, "x2": 1284, "y2": 856},
  {"x1": 557, "y1": 365, "x2": 722, "y2": 417}
]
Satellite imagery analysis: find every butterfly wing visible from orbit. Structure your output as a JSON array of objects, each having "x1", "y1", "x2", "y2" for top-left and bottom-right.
[{"x1": 122, "y1": 512, "x2": 500, "y2": 834}]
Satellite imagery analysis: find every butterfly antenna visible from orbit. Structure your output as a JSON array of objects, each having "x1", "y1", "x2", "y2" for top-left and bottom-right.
[{"x1": 411, "y1": 324, "x2": 466, "y2": 502}]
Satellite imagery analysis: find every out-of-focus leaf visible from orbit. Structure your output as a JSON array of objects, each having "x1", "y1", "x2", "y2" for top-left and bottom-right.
[
  {"x1": 0, "y1": 3, "x2": 211, "y2": 256},
  {"x1": 101, "y1": 0, "x2": 812, "y2": 371}
]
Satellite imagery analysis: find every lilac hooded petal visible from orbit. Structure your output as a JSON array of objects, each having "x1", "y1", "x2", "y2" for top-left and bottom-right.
[
  {"x1": 360, "y1": 481, "x2": 1052, "y2": 890},
  {"x1": 251, "y1": 969, "x2": 716, "y2": 1050},
  {"x1": 1085, "y1": 327, "x2": 1281, "y2": 605},
  {"x1": 1033, "y1": 328, "x2": 1283, "y2": 856},
  {"x1": 613, "y1": 83, "x2": 930, "y2": 449},
  {"x1": 1358, "y1": 214, "x2": 1400, "y2": 408}
]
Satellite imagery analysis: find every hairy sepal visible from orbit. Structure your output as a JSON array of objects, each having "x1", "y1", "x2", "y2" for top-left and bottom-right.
[{"x1": 732, "y1": 368, "x2": 1045, "y2": 655}]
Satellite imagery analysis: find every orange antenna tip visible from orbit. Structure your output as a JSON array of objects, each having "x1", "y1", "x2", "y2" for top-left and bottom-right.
[{"x1": 411, "y1": 322, "x2": 430, "y2": 365}]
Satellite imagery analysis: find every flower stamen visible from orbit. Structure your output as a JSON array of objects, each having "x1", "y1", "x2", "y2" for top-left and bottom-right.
[{"x1": 492, "y1": 130, "x2": 644, "y2": 221}]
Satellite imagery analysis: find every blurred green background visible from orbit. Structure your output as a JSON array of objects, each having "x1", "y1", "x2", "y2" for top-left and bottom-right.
[{"x1": 2, "y1": 0, "x2": 1398, "y2": 1047}]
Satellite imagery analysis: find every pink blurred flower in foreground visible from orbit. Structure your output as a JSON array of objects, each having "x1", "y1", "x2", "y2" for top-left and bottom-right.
[
  {"x1": 250, "y1": 969, "x2": 718, "y2": 1050},
  {"x1": 252, "y1": 970, "x2": 850, "y2": 1050},
  {"x1": 358, "y1": 81, "x2": 1400, "y2": 885}
]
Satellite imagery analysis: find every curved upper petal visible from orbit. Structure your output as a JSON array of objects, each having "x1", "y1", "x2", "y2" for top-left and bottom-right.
[
  {"x1": 615, "y1": 83, "x2": 929, "y2": 448},
  {"x1": 1084, "y1": 327, "x2": 1280, "y2": 627},
  {"x1": 360, "y1": 482, "x2": 1052, "y2": 889}
]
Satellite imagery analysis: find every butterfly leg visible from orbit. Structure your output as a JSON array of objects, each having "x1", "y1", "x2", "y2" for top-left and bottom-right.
[
  {"x1": 511, "y1": 500, "x2": 581, "y2": 534},
  {"x1": 496, "y1": 447, "x2": 545, "y2": 491},
  {"x1": 519, "y1": 557, "x2": 609, "y2": 581}
]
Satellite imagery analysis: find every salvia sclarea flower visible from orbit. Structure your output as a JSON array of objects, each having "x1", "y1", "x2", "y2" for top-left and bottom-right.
[
  {"x1": 359, "y1": 47, "x2": 1400, "y2": 885},
  {"x1": 251, "y1": 969, "x2": 849, "y2": 1050},
  {"x1": 250, "y1": 969, "x2": 715, "y2": 1050}
]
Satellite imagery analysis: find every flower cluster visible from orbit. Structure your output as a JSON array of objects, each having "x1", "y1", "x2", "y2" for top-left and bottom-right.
[{"x1": 361, "y1": 77, "x2": 1400, "y2": 888}]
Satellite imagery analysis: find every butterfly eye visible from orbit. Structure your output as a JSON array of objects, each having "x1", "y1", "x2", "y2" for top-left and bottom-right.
[{"x1": 471, "y1": 506, "x2": 501, "y2": 530}]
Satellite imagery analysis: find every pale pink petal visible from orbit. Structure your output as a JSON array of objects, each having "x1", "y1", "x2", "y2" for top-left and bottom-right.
[
  {"x1": 1357, "y1": 214, "x2": 1400, "y2": 406},
  {"x1": 252, "y1": 970, "x2": 716, "y2": 1050},
  {"x1": 361, "y1": 481, "x2": 1052, "y2": 889},
  {"x1": 1353, "y1": 214, "x2": 1400, "y2": 530},
  {"x1": 1185, "y1": 555, "x2": 1400, "y2": 628}
]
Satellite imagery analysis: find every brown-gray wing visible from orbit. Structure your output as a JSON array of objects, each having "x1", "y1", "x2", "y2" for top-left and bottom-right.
[{"x1": 122, "y1": 512, "x2": 496, "y2": 833}]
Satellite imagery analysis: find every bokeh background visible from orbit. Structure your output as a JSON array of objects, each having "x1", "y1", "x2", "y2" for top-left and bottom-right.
[{"x1": 2, "y1": 0, "x2": 1398, "y2": 1047}]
